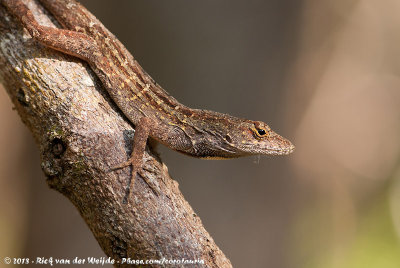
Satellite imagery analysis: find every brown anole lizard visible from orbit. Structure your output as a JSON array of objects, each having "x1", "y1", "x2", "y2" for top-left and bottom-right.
[{"x1": 3, "y1": 0, "x2": 295, "y2": 199}]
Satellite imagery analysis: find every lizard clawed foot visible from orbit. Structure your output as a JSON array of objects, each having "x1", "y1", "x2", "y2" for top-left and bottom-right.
[
  {"x1": 111, "y1": 159, "x2": 135, "y2": 171},
  {"x1": 111, "y1": 158, "x2": 159, "y2": 203},
  {"x1": 111, "y1": 158, "x2": 140, "y2": 203}
]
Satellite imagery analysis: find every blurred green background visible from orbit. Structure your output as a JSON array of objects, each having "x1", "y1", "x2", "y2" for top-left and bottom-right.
[{"x1": 1, "y1": 0, "x2": 400, "y2": 267}]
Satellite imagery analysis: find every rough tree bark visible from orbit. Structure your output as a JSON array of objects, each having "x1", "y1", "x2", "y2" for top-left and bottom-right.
[{"x1": 0, "y1": 0, "x2": 232, "y2": 267}]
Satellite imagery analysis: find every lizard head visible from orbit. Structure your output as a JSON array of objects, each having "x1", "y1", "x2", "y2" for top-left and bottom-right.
[
  {"x1": 228, "y1": 120, "x2": 295, "y2": 156},
  {"x1": 191, "y1": 111, "x2": 295, "y2": 158}
]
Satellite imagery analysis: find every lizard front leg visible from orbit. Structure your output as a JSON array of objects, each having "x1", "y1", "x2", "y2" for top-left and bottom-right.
[{"x1": 112, "y1": 117, "x2": 151, "y2": 202}]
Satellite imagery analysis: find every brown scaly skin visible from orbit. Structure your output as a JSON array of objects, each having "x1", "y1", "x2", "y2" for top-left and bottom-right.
[{"x1": 2, "y1": 0, "x2": 294, "y2": 197}]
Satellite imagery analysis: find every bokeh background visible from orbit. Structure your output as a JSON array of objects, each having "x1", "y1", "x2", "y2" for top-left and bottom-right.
[{"x1": 1, "y1": 0, "x2": 400, "y2": 267}]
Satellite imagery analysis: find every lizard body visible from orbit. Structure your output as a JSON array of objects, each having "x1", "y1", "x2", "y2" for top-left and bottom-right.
[{"x1": 2, "y1": 0, "x2": 294, "y2": 198}]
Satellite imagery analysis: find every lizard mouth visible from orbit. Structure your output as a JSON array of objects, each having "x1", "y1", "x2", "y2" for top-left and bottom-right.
[
  {"x1": 238, "y1": 136, "x2": 295, "y2": 156},
  {"x1": 268, "y1": 143, "x2": 295, "y2": 155},
  {"x1": 262, "y1": 131, "x2": 295, "y2": 155}
]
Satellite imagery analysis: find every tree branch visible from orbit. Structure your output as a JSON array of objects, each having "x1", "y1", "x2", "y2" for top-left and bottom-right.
[{"x1": 0, "y1": 0, "x2": 232, "y2": 267}]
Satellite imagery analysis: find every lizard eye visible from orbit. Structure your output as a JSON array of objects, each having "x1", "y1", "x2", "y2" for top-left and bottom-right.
[
  {"x1": 251, "y1": 125, "x2": 269, "y2": 139},
  {"x1": 257, "y1": 129, "x2": 266, "y2": 136}
]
